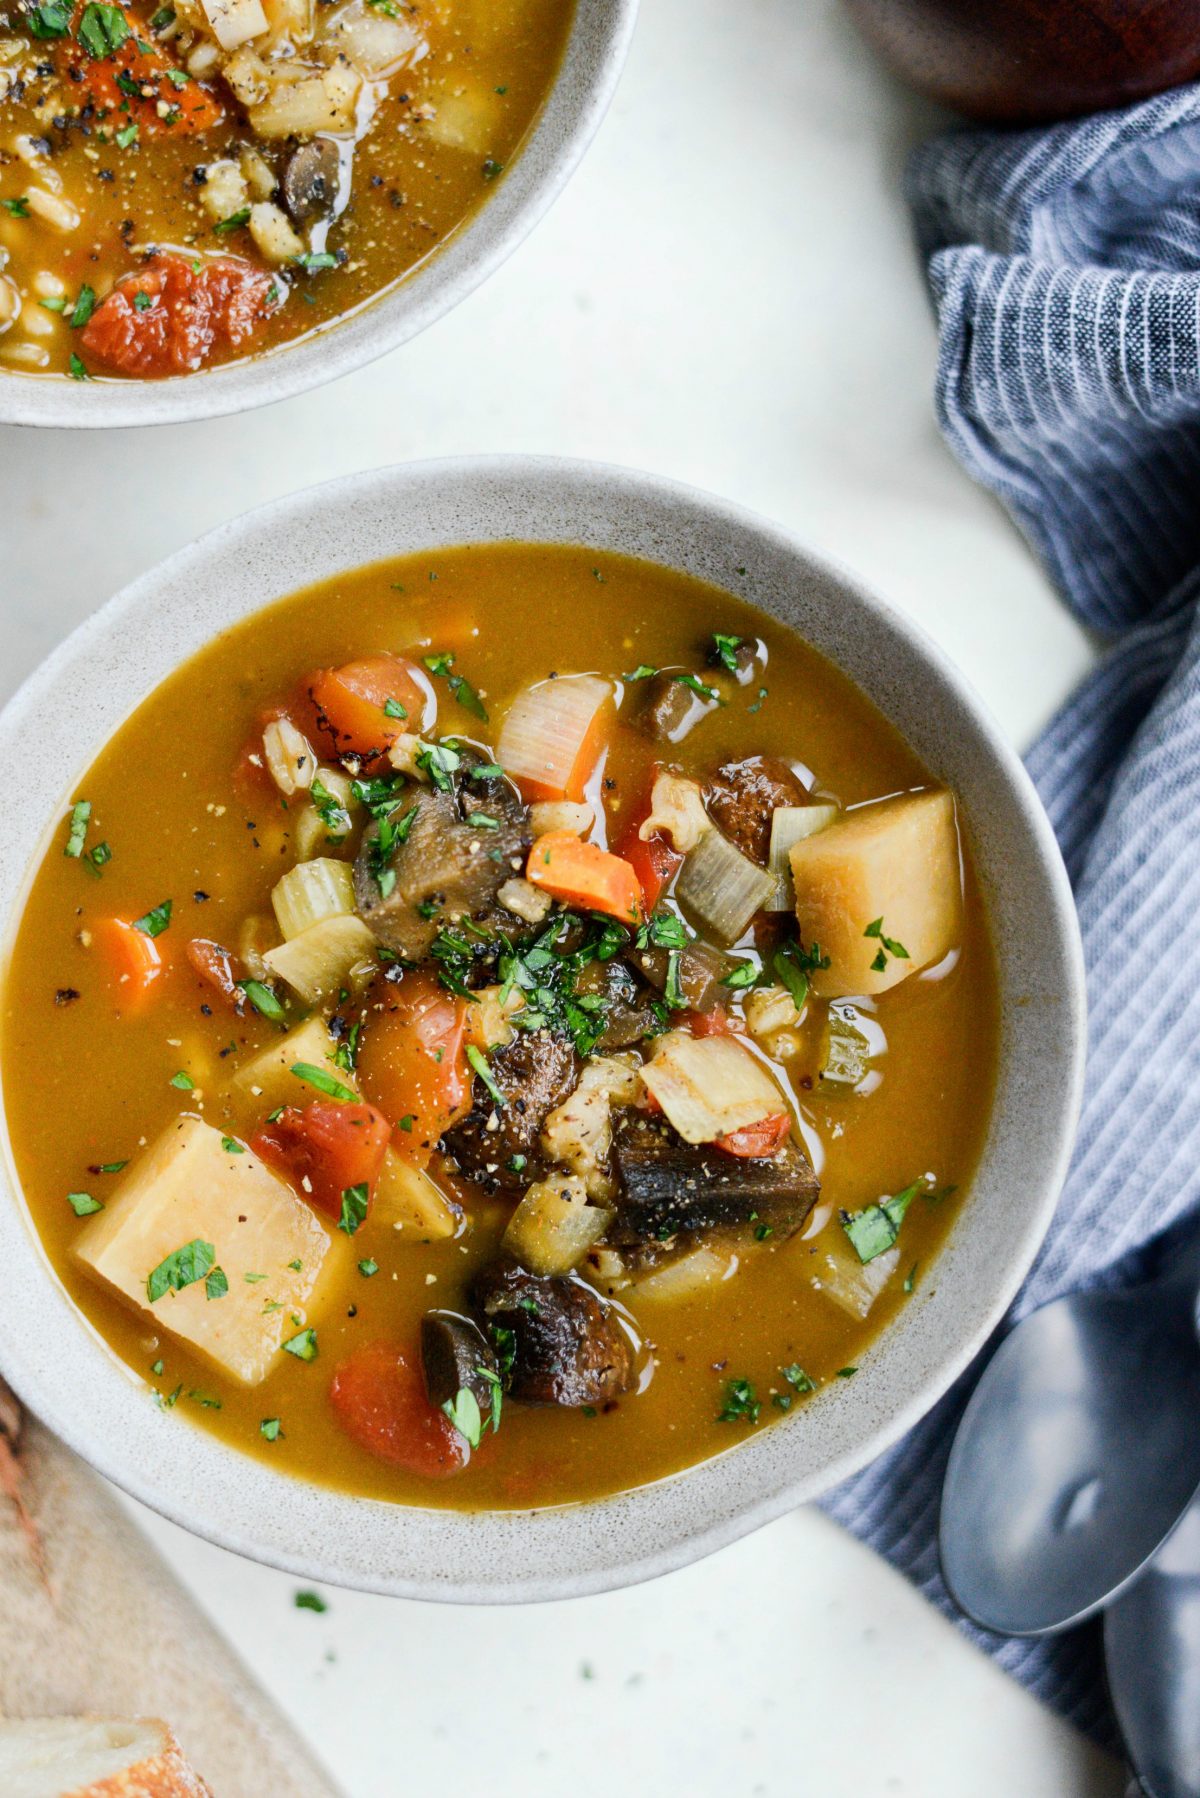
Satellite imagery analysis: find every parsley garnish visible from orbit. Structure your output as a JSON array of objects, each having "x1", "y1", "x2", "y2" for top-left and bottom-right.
[
  {"x1": 466, "y1": 1042, "x2": 506, "y2": 1108},
  {"x1": 338, "y1": 1183, "x2": 368, "y2": 1236},
  {"x1": 27, "y1": 0, "x2": 71, "y2": 35},
  {"x1": 169, "y1": 1070, "x2": 194, "y2": 1090},
  {"x1": 221, "y1": 1137, "x2": 244, "y2": 1154},
  {"x1": 422, "y1": 652, "x2": 488, "y2": 722},
  {"x1": 717, "y1": 1377, "x2": 761, "y2": 1425},
  {"x1": 213, "y1": 207, "x2": 250, "y2": 235},
  {"x1": 293, "y1": 250, "x2": 339, "y2": 273},
  {"x1": 674, "y1": 672, "x2": 721, "y2": 703},
  {"x1": 415, "y1": 741, "x2": 462, "y2": 793},
  {"x1": 132, "y1": 898, "x2": 172, "y2": 938},
  {"x1": 864, "y1": 917, "x2": 910, "y2": 975},
  {"x1": 358, "y1": 1257, "x2": 379, "y2": 1277},
  {"x1": 205, "y1": 1266, "x2": 229, "y2": 1300},
  {"x1": 63, "y1": 799, "x2": 91, "y2": 858},
  {"x1": 68, "y1": 353, "x2": 91, "y2": 381},
  {"x1": 291, "y1": 1061, "x2": 357, "y2": 1103},
  {"x1": 773, "y1": 939, "x2": 829, "y2": 1012},
  {"x1": 1, "y1": 197, "x2": 30, "y2": 217},
  {"x1": 115, "y1": 121, "x2": 138, "y2": 148},
  {"x1": 622, "y1": 664, "x2": 658, "y2": 682},
  {"x1": 240, "y1": 979, "x2": 286, "y2": 1022},
  {"x1": 443, "y1": 1386, "x2": 483, "y2": 1449},
  {"x1": 282, "y1": 1327, "x2": 318, "y2": 1361},
  {"x1": 68, "y1": 1191, "x2": 102, "y2": 1216},
  {"x1": 147, "y1": 1238, "x2": 215, "y2": 1303},
  {"x1": 294, "y1": 1589, "x2": 326, "y2": 1611},
  {"x1": 76, "y1": 2, "x2": 129, "y2": 56},
  {"x1": 309, "y1": 775, "x2": 351, "y2": 844},
  {"x1": 840, "y1": 1183, "x2": 920, "y2": 1264},
  {"x1": 710, "y1": 632, "x2": 744, "y2": 673},
  {"x1": 260, "y1": 1417, "x2": 282, "y2": 1440},
  {"x1": 69, "y1": 284, "x2": 96, "y2": 328}
]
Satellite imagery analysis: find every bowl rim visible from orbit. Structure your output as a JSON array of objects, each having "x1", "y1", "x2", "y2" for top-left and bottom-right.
[
  {"x1": 0, "y1": 454, "x2": 1087, "y2": 1601},
  {"x1": 0, "y1": 1, "x2": 639, "y2": 430}
]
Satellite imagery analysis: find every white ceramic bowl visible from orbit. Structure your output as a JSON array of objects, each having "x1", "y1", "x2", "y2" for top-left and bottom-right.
[
  {"x1": 0, "y1": 5, "x2": 637, "y2": 430},
  {"x1": 0, "y1": 457, "x2": 1086, "y2": 1600}
]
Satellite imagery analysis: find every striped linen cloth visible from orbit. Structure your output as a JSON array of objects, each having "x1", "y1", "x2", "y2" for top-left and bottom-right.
[{"x1": 823, "y1": 86, "x2": 1200, "y2": 1742}]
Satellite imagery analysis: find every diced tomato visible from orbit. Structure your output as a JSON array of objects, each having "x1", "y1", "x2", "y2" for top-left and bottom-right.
[
  {"x1": 684, "y1": 1006, "x2": 744, "y2": 1038},
  {"x1": 611, "y1": 771, "x2": 683, "y2": 910},
  {"x1": 93, "y1": 917, "x2": 166, "y2": 1011},
  {"x1": 307, "y1": 655, "x2": 432, "y2": 772},
  {"x1": 81, "y1": 254, "x2": 277, "y2": 378},
  {"x1": 186, "y1": 938, "x2": 242, "y2": 1009},
  {"x1": 64, "y1": 6, "x2": 224, "y2": 136},
  {"x1": 251, "y1": 1100, "x2": 391, "y2": 1221},
  {"x1": 525, "y1": 831, "x2": 643, "y2": 925},
  {"x1": 329, "y1": 1340, "x2": 468, "y2": 1477},
  {"x1": 356, "y1": 970, "x2": 472, "y2": 1166},
  {"x1": 715, "y1": 1112, "x2": 792, "y2": 1158}
]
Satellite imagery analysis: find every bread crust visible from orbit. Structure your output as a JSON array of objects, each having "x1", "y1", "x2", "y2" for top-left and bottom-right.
[{"x1": 59, "y1": 1720, "x2": 213, "y2": 1798}]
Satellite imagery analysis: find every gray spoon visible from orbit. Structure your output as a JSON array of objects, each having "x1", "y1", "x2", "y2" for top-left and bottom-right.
[
  {"x1": 939, "y1": 1227, "x2": 1200, "y2": 1637},
  {"x1": 1106, "y1": 1487, "x2": 1200, "y2": 1798}
]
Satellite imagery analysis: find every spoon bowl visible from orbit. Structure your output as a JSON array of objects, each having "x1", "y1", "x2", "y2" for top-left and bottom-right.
[{"x1": 941, "y1": 1277, "x2": 1200, "y2": 1636}]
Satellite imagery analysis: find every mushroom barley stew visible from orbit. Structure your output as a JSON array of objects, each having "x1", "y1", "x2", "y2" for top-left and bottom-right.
[
  {"x1": 0, "y1": 0, "x2": 570, "y2": 378},
  {"x1": 2, "y1": 545, "x2": 999, "y2": 1507}
]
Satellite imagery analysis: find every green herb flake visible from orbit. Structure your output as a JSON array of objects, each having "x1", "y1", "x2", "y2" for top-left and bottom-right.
[
  {"x1": 213, "y1": 206, "x2": 250, "y2": 235},
  {"x1": 863, "y1": 916, "x2": 910, "y2": 975},
  {"x1": 357, "y1": 1257, "x2": 379, "y2": 1277},
  {"x1": 836, "y1": 1366, "x2": 859, "y2": 1379},
  {"x1": 422, "y1": 652, "x2": 489, "y2": 722},
  {"x1": 68, "y1": 1191, "x2": 103, "y2": 1216},
  {"x1": 338, "y1": 1182, "x2": 368, "y2": 1237},
  {"x1": 720, "y1": 959, "x2": 759, "y2": 990},
  {"x1": 840, "y1": 1182, "x2": 920, "y2": 1265},
  {"x1": 27, "y1": 0, "x2": 72, "y2": 35},
  {"x1": 68, "y1": 353, "x2": 92, "y2": 381},
  {"x1": 132, "y1": 898, "x2": 172, "y2": 938},
  {"x1": 147, "y1": 1238, "x2": 215, "y2": 1303},
  {"x1": 466, "y1": 1042, "x2": 506, "y2": 1109},
  {"x1": 293, "y1": 249, "x2": 339, "y2": 273},
  {"x1": 115, "y1": 121, "x2": 138, "y2": 147},
  {"x1": 68, "y1": 284, "x2": 96, "y2": 328},
  {"x1": 240, "y1": 979, "x2": 286, "y2": 1023},
  {"x1": 205, "y1": 1266, "x2": 229, "y2": 1301},
  {"x1": 711, "y1": 632, "x2": 744, "y2": 674},
  {"x1": 221, "y1": 1137, "x2": 245, "y2": 1155},
  {"x1": 622, "y1": 663, "x2": 658, "y2": 683},
  {"x1": 260, "y1": 1417, "x2": 282, "y2": 1441},
  {"x1": 39, "y1": 295, "x2": 67, "y2": 313},
  {"x1": 673, "y1": 672, "x2": 721, "y2": 703},
  {"x1": 151, "y1": 1358, "x2": 164, "y2": 1376},
  {"x1": 76, "y1": 1, "x2": 130, "y2": 55},
  {"x1": 717, "y1": 1376, "x2": 761, "y2": 1425},
  {"x1": 2, "y1": 196, "x2": 30, "y2": 218},
  {"x1": 283, "y1": 1327, "x2": 318, "y2": 1362},
  {"x1": 481, "y1": 157, "x2": 503, "y2": 180},
  {"x1": 442, "y1": 1386, "x2": 483, "y2": 1449},
  {"x1": 781, "y1": 1362, "x2": 815, "y2": 1394},
  {"x1": 169, "y1": 1070, "x2": 194, "y2": 1091},
  {"x1": 903, "y1": 1262, "x2": 919, "y2": 1294},
  {"x1": 291, "y1": 1061, "x2": 357, "y2": 1103},
  {"x1": 97, "y1": 1160, "x2": 127, "y2": 1174},
  {"x1": 63, "y1": 800, "x2": 91, "y2": 858},
  {"x1": 294, "y1": 1589, "x2": 327, "y2": 1612},
  {"x1": 773, "y1": 939, "x2": 829, "y2": 1012}
]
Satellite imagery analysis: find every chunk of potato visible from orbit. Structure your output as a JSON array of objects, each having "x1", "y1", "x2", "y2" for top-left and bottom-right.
[
  {"x1": 248, "y1": 56, "x2": 361, "y2": 139},
  {"x1": 789, "y1": 789, "x2": 961, "y2": 998},
  {"x1": 501, "y1": 1174, "x2": 611, "y2": 1277},
  {"x1": 373, "y1": 1147, "x2": 459, "y2": 1241},
  {"x1": 74, "y1": 1117, "x2": 330, "y2": 1385},
  {"x1": 230, "y1": 1015, "x2": 350, "y2": 1111}
]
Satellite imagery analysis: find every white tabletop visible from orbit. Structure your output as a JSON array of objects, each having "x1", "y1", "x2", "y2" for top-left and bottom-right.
[{"x1": 0, "y1": 1, "x2": 1119, "y2": 1792}]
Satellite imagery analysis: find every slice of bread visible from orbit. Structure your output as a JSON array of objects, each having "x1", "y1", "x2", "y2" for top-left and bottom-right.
[{"x1": 0, "y1": 1718, "x2": 213, "y2": 1798}]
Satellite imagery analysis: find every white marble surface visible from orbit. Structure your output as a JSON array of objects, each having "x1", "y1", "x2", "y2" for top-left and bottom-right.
[{"x1": 0, "y1": 0, "x2": 1120, "y2": 1792}]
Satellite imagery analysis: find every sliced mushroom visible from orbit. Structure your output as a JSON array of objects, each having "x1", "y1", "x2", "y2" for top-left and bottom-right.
[
  {"x1": 442, "y1": 1029, "x2": 578, "y2": 1192},
  {"x1": 282, "y1": 135, "x2": 341, "y2": 228},
  {"x1": 421, "y1": 1311, "x2": 498, "y2": 1414},
  {"x1": 471, "y1": 1261, "x2": 636, "y2": 1407}
]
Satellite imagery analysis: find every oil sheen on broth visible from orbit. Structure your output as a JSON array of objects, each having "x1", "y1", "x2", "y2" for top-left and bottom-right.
[{"x1": 1, "y1": 545, "x2": 999, "y2": 1509}]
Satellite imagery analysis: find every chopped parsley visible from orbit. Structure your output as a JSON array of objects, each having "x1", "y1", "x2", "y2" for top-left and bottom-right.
[
  {"x1": 147, "y1": 1238, "x2": 215, "y2": 1303},
  {"x1": 213, "y1": 207, "x2": 250, "y2": 235},
  {"x1": 337, "y1": 1183, "x2": 368, "y2": 1237},
  {"x1": 63, "y1": 800, "x2": 91, "y2": 857},
  {"x1": 368, "y1": 801, "x2": 418, "y2": 899},
  {"x1": 294, "y1": 1589, "x2": 327, "y2": 1612},
  {"x1": 466, "y1": 1042, "x2": 506, "y2": 1108},
  {"x1": 717, "y1": 1377, "x2": 761, "y2": 1425},
  {"x1": 205, "y1": 1266, "x2": 229, "y2": 1301},
  {"x1": 221, "y1": 1137, "x2": 244, "y2": 1154},
  {"x1": 2, "y1": 196, "x2": 30, "y2": 218},
  {"x1": 864, "y1": 917, "x2": 910, "y2": 975},
  {"x1": 114, "y1": 121, "x2": 138, "y2": 148},
  {"x1": 76, "y1": 2, "x2": 129, "y2": 56},
  {"x1": 622, "y1": 664, "x2": 658, "y2": 683},
  {"x1": 721, "y1": 959, "x2": 759, "y2": 990},
  {"x1": 904, "y1": 1262, "x2": 919, "y2": 1294},
  {"x1": 773, "y1": 939, "x2": 829, "y2": 1012},
  {"x1": 293, "y1": 250, "x2": 339, "y2": 273},
  {"x1": 357, "y1": 1258, "x2": 379, "y2": 1277},
  {"x1": 27, "y1": 0, "x2": 72, "y2": 35},
  {"x1": 442, "y1": 1386, "x2": 483, "y2": 1449},
  {"x1": 781, "y1": 1362, "x2": 815, "y2": 1394},
  {"x1": 291, "y1": 1061, "x2": 357, "y2": 1103},
  {"x1": 415, "y1": 740, "x2": 462, "y2": 793},
  {"x1": 673, "y1": 672, "x2": 721, "y2": 703},
  {"x1": 840, "y1": 1183, "x2": 920, "y2": 1264},
  {"x1": 422, "y1": 652, "x2": 488, "y2": 722},
  {"x1": 169, "y1": 1070, "x2": 194, "y2": 1090},
  {"x1": 282, "y1": 1327, "x2": 318, "y2": 1362},
  {"x1": 710, "y1": 632, "x2": 744, "y2": 674},
  {"x1": 482, "y1": 158, "x2": 504, "y2": 180},
  {"x1": 67, "y1": 1191, "x2": 103, "y2": 1216},
  {"x1": 260, "y1": 1417, "x2": 282, "y2": 1441},
  {"x1": 68, "y1": 353, "x2": 91, "y2": 381},
  {"x1": 240, "y1": 979, "x2": 286, "y2": 1023},
  {"x1": 69, "y1": 285, "x2": 96, "y2": 328},
  {"x1": 308, "y1": 775, "x2": 351, "y2": 844},
  {"x1": 132, "y1": 898, "x2": 172, "y2": 938}
]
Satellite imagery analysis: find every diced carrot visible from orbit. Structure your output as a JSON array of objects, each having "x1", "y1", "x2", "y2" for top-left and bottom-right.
[
  {"x1": 63, "y1": 7, "x2": 224, "y2": 136},
  {"x1": 329, "y1": 1340, "x2": 468, "y2": 1477},
  {"x1": 715, "y1": 1112, "x2": 792, "y2": 1158},
  {"x1": 251, "y1": 1100, "x2": 391, "y2": 1222},
  {"x1": 186, "y1": 938, "x2": 242, "y2": 1009},
  {"x1": 356, "y1": 970, "x2": 472, "y2": 1167},
  {"x1": 525, "y1": 831, "x2": 643, "y2": 925},
  {"x1": 93, "y1": 917, "x2": 166, "y2": 1011},
  {"x1": 308, "y1": 655, "x2": 432, "y2": 772}
]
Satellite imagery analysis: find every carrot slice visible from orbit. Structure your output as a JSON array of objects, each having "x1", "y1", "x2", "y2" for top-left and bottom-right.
[
  {"x1": 94, "y1": 917, "x2": 166, "y2": 1010},
  {"x1": 308, "y1": 655, "x2": 431, "y2": 772},
  {"x1": 64, "y1": 6, "x2": 224, "y2": 136},
  {"x1": 525, "y1": 831, "x2": 643, "y2": 925},
  {"x1": 714, "y1": 1112, "x2": 792, "y2": 1157},
  {"x1": 186, "y1": 937, "x2": 242, "y2": 1009}
]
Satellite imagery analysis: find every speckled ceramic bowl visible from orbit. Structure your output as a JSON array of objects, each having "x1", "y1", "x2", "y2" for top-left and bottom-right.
[
  {"x1": 0, "y1": 458, "x2": 1086, "y2": 1600},
  {"x1": 0, "y1": 4, "x2": 637, "y2": 430}
]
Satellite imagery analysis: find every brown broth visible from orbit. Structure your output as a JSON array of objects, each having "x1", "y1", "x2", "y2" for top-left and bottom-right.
[
  {"x1": 0, "y1": 0, "x2": 571, "y2": 378},
  {"x1": 1, "y1": 543, "x2": 999, "y2": 1508}
]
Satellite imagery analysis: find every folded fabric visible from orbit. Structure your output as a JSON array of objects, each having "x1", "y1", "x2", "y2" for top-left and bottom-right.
[{"x1": 823, "y1": 83, "x2": 1200, "y2": 1746}]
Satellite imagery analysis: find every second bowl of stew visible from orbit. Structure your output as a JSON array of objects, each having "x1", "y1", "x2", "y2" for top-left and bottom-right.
[
  {"x1": 0, "y1": 456, "x2": 1085, "y2": 1597},
  {"x1": 0, "y1": 0, "x2": 636, "y2": 425}
]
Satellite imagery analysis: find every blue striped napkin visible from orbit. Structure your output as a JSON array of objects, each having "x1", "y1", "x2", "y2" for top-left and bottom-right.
[{"x1": 823, "y1": 83, "x2": 1200, "y2": 1743}]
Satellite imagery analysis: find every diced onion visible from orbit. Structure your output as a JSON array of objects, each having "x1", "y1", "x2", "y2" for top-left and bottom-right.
[
  {"x1": 642, "y1": 1031, "x2": 786, "y2": 1143},
  {"x1": 200, "y1": 0, "x2": 268, "y2": 52},
  {"x1": 815, "y1": 1226, "x2": 898, "y2": 1319},
  {"x1": 675, "y1": 827, "x2": 773, "y2": 943},
  {"x1": 638, "y1": 771, "x2": 710, "y2": 854},
  {"x1": 501, "y1": 1175, "x2": 611, "y2": 1276},
  {"x1": 262, "y1": 716, "x2": 317, "y2": 796},
  {"x1": 497, "y1": 675, "x2": 611, "y2": 801},
  {"x1": 248, "y1": 56, "x2": 361, "y2": 139},
  {"x1": 271, "y1": 856, "x2": 355, "y2": 942},
  {"x1": 632, "y1": 1243, "x2": 736, "y2": 1303},
  {"x1": 321, "y1": 0, "x2": 423, "y2": 74},
  {"x1": 764, "y1": 804, "x2": 839, "y2": 910},
  {"x1": 262, "y1": 914, "x2": 376, "y2": 1006}
]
